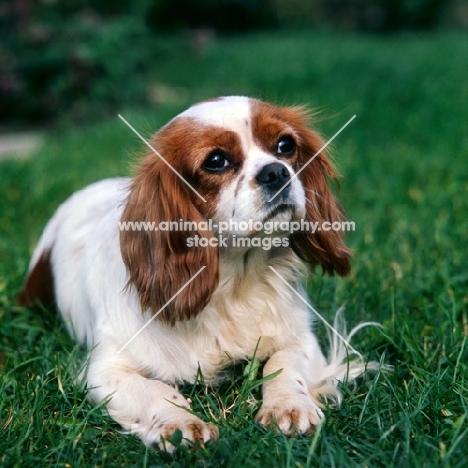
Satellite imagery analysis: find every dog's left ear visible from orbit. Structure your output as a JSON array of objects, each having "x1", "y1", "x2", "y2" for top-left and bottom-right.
[{"x1": 282, "y1": 107, "x2": 352, "y2": 276}]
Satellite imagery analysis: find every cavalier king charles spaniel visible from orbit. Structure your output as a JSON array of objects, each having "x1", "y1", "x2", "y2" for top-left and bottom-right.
[{"x1": 20, "y1": 96, "x2": 372, "y2": 451}]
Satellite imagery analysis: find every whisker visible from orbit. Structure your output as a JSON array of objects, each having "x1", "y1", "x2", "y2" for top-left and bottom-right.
[{"x1": 304, "y1": 189, "x2": 337, "y2": 210}]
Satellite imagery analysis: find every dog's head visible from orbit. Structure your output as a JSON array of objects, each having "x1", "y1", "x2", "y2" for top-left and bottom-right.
[{"x1": 120, "y1": 97, "x2": 351, "y2": 324}]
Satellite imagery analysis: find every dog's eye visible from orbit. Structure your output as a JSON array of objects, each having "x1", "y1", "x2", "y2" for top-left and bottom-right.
[
  {"x1": 202, "y1": 151, "x2": 232, "y2": 172},
  {"x1": 277, "y1": 136, "x2": 296, "y2": 156}
]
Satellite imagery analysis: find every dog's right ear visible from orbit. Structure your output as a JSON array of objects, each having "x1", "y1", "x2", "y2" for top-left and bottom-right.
[{"x1": 120, "y1": 134, "x2": 219, "y2": 325}]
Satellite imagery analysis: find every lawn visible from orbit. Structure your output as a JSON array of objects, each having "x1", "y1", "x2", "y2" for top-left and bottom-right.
[{"x1": 0, "y1": 31, "x2": 467, "y2": 467}]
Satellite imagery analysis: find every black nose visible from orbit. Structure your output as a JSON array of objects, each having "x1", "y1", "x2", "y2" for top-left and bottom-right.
[{"x1": 256, "y1": 163, "x2": 291, "y2": 192}]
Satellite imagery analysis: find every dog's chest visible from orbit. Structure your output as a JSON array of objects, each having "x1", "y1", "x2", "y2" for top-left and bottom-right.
[{"x1": 183, "y1": 276, "x2": 304, "y2": 379}]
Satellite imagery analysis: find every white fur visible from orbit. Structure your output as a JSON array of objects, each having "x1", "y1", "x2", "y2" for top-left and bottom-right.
[
  {"x1": 25, "y1": 97, "x2": 372, "y2": 451},
  {"x1": 179, "y1": 96, "x2": 251, "y2": 137}
]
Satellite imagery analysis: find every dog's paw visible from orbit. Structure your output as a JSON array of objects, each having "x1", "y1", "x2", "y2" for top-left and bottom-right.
[
  {"x1": 140, "y1": 409, "x2": 218, "y2": 452},
  {"x1": 255, "y1": 394, "x2": 324, "y2": 435}
]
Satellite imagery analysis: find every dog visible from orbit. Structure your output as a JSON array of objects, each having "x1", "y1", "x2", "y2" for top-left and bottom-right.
[{"x1": 19, "y1": 96, "x2": 372, "y2": 451}]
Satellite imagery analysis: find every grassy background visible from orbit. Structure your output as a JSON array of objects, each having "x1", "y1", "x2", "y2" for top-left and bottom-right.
[{"x1": 1, "y1": 31, "x2": 467, "y2": 467}]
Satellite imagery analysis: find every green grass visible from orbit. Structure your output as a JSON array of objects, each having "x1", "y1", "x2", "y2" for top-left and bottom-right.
[{"x1": 1, "y1": 30, "x2": 467, "y2": 467}]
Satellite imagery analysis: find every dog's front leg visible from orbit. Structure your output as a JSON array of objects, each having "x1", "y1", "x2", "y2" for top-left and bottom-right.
[
  {"x1": 85, "y1": 353, "x2": 218, "y2": 452},
  {"x1": 256, "y1": 338, "x2": 329, "y2": 435}
]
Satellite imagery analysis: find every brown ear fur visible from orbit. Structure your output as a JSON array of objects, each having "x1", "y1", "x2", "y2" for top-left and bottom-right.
[
  {"x1": 281, "y1": 107, "x2": 352, "y2": 276},
  {"x1": 120, "y1": 135, "x2": 219, "y2": 325}
]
